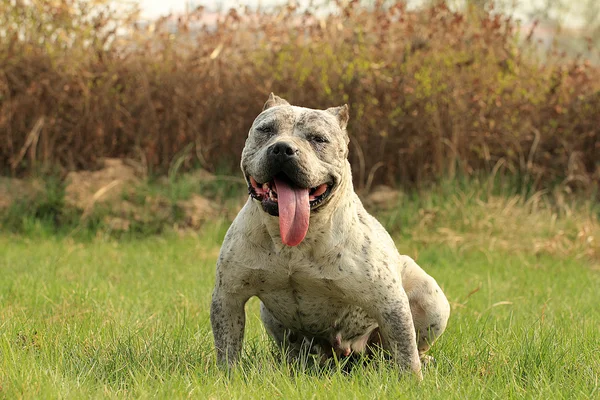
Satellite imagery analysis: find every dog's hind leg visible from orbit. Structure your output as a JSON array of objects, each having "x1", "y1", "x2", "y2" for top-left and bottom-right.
[{"x1": 399, "y1": 256, "x2": 451, "y2": 359}]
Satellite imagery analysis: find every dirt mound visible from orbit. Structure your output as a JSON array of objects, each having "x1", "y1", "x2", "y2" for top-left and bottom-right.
[
  {"x1": 177, "y1": 195, "x2": 218, "y2": 229},
  {"x1": 64, "y1": 158, "x2": 141, "y2": 214},
  {"x1": 363, "y1": 185, "x2": 402, "y2": 210},
  {"x1": 3, "y1": 161, "x2": 223, "y2": 233}
]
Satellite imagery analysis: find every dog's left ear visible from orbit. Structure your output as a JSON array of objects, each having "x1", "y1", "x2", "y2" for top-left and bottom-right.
[
  {"x1": 263, "y1": 93, "x2": 290, "y2": 111},
  {"x1": 326, "y1": 104, "x2": 349, "y2": 130}
]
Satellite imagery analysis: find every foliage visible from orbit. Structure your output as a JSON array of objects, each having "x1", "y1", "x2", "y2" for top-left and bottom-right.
[{"x1": 1, "y1": 0, "x2": 599, "y2": 192}]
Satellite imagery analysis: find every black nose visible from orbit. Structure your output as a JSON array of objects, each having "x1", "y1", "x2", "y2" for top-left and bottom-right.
[{"x1": 268, "y1": 141, "x2": 299, "y2": 161}]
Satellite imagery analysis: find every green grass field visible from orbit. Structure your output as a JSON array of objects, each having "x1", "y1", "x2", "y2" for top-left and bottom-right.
[{"x1": 1, "y1": 184, "x2": 599, "y2": 399}]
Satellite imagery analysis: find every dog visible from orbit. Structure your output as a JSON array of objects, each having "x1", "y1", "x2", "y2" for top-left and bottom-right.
[{"x1": 210, "y1": 94, "x2": 450, "y2": 378}]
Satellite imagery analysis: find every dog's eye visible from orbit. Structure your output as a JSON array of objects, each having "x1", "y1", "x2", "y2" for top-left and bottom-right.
[
  {"x1": 256, "y1": 124, "x2": 275, "y2": 135},
  {"x1": 310, "y1": 136, "x2": 329, "y2": 144}
]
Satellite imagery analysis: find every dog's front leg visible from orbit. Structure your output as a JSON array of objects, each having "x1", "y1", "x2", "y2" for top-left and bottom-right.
[
  {"x1": 210, "y1": 289, "x2": 248, "y2": 366},
  {"x1": 369, "y1": 290, "x2": 423, "y2": 379}
]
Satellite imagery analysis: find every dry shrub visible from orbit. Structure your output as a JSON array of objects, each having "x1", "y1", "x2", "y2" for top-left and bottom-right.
[{"x1": 1, "y1": 0, "x2": 599, "y2": 191}]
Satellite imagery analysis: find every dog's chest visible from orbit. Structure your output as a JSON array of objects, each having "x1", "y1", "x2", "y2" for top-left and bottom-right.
[{"x1": 255, "y1": 252, "x2": 376, "y2": 340}]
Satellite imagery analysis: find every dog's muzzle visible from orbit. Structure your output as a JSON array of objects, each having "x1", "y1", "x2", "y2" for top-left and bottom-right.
[{"x1": 246, "y1": 141, "x2": 334, "y2": 247}]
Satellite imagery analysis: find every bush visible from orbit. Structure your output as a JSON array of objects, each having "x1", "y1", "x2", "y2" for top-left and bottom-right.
[{"x1": 1, "y1": 0, "x2": 599, "y2": 191}]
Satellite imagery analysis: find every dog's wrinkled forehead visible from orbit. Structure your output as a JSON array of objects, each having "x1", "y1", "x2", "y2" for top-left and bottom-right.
[{"x1": 253, "y1": 107, "x2": 343, "y2": 138}]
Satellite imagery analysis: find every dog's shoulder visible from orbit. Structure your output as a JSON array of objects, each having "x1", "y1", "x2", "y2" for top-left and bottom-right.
[{"x1": 353, "y1": 199, "x2": 399, "y2": 254}]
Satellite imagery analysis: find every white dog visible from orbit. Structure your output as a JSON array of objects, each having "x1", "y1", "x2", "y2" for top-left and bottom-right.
[{"x1": 210, "y1": 94, "x2": 450, "y2": 378}]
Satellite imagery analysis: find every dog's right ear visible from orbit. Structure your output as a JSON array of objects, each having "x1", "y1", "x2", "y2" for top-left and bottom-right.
[
  {"x1": 263, "y1": 93, "x2": 290, "y2": 111},
  {"x1": 326, "y1": 104, "x2": 349, "y2": 131}
]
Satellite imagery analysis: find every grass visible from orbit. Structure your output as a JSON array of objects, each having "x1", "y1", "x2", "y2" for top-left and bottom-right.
[{"x1": 1, "y1": 183, "x2": 599, "y2": 399}]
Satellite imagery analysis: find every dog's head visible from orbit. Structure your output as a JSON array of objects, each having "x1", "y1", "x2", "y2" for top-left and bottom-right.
[{"x1": 241, "y1": 93, "x2": 350, "y2": 247}]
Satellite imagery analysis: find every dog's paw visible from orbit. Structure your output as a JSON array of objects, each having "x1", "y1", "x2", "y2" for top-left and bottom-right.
[{"x1": 420, "y1": 354, "x2": 436, "y2": 368}]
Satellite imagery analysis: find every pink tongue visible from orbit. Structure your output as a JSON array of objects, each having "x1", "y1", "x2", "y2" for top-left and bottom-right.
[{"x1": 273, "y1": 177, "x2": 310, "y2": 246}]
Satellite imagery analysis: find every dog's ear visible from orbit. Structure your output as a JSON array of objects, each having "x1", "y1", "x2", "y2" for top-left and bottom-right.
[
  {"x1": 263, "y1": 93, "x2": 290, "y2": 111},
  {"x1": 326, "y1": 104, "x2": 349, "y2": 130}
]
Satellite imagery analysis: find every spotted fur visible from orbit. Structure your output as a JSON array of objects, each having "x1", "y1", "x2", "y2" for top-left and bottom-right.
[{"x1": 210, "y1": 94, "x2": 450, "y2": 379}]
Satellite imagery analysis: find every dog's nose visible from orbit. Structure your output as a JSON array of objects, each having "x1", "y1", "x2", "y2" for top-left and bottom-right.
[{"x1": 268, "y1": 141, "x2": 299, "y2": 161}]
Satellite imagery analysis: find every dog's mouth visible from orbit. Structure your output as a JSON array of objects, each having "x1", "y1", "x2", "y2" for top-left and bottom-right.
[
  {"x1": 248, "y1": 176, "x2": 332, "y2": 208},
  {"x1": 247, "y1": 173, "x2": 334, "y2": 247}
]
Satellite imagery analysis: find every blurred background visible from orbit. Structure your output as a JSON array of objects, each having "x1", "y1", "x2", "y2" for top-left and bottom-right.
[{"x1": 0, "y1": 0, "x2": 599, "y2": 233}]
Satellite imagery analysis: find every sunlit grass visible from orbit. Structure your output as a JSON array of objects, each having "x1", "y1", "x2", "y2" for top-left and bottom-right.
[{"x1": 1, "y1": 184, "x2": 599, "y2": 398}]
